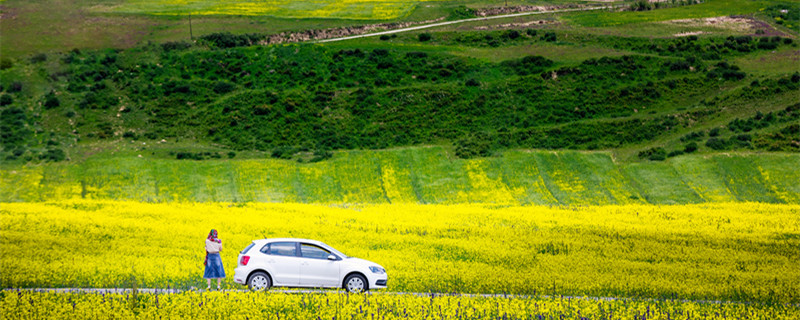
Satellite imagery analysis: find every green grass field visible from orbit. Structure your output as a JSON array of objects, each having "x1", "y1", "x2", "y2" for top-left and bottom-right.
[{"x1": 2, "y1": 148, "x2": 798, "y2": 204}]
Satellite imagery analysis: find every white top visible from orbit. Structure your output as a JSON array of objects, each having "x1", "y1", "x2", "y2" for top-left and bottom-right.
[{"x1": 205, "y1": 239, "x2": 222, "y2": 253}]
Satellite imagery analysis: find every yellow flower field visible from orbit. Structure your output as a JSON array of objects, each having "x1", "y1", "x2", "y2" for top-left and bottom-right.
[
  {"x1": 105, "y1": 0, "x2": 441, "y2": 20},
  {"x1": 1, "y1": 201, "x2": 797, "y2": 304},
  {"x1": 3, "y1": 290, "x2": 799, "y2": 320}
]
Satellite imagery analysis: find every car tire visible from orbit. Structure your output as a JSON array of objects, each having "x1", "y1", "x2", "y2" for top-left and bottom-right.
[
  {"x1": 248, "y1": 271, "x2": 272, "y2": 291},
  {"x1": 344, "y1": 274, "x2": 368, "y2": 293}
]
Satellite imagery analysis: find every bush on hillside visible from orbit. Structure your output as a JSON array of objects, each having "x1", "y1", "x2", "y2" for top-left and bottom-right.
[
  {"x1": 684, "y1": 142, "x2": 698, "y2": 153},
  {"x1": 0, "y1": 94, "x2": 12, "y2": 106},
  {"x1": 418, "y1": 33, "x2": 432, "y2": 42},
  {"x1": 705, "y1": 138, "x2": 728, "y2": 150},
  {"x1": 638, "y1": 147, "x2": 666, "y2": 161},
  {"x1": 40, "y1": 148, "x2": 66, "y2": 162},
  {"x1": 0, "y1": 58, "x2": 13, "y2": 70},
  {"x1": 213, "y1": 81, "x2": 236, "y2": 95},
  {"x1": 455, "y1": 132, "x2": 494, "y2": 159},
  {"x1": 44, "y1": 91, "x2": 60, "y2": 109},
  {"x1": 200, "y1": 32, "x2": 264, "y2": 48}
]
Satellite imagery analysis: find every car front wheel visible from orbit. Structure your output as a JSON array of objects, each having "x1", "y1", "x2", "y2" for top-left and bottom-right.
[
  {"x1": 344, "y1": 274, "x2": 368, "y2": 293},
  {"x1": 248, "y1": 271, "x2": 272, "y2": 291}
]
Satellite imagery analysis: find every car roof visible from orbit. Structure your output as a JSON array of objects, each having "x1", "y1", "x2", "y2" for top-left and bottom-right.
[{"x1": 252, "y1": 238, "x2": 326, "y2": 245}]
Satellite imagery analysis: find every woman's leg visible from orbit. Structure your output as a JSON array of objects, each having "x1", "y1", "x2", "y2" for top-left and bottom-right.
[{"x1": 206, "y1": 278, "x2": 211, "y2": 289}]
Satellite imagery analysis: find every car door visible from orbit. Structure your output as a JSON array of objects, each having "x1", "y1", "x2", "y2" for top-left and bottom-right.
[
  {"x1": 262, "y1": 241, "x2": 301, "y2": 286},
  {"x1": 298, "y1": 243, "x2": 340, "y2": 287}
]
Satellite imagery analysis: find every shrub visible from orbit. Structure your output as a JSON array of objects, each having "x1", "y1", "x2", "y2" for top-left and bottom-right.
[
  {"x1": 504, "y1": 30, "x2": 521, "y2": 40},
  {"x1": 309, "y1": 149, "x2": 333, "y2": 162},
  {"x1": 542, "y1": 32, "x2": 557, "y2": 42},
  {"x1": 227, "y1": 151, "x2": 236, "y2": 159},
  {"x1": 455, "y1": 132, "x2": 493, "y2": 159},
  {"x1": 379, "y1": 35, "x2": 391, "y2": 41},
  {"x1": 418, "y1": 33, "x2": 432, "y2": 42},
  {"x1": 637, "y1": 147, "x2": 666, "y2": 161},
  {"x1": 0, "y1": 58, "x2": 12, "y2": 70},
  {"x1": 213, "y1": 81, "x2": 236, "y2": 95},
  {"x1": 161, "y1": 41, "x2": 192, "y2": 51},
  {"x1": 667, "y1": 150, "x2": 684, "y2": 157},
  {"x1": 271, "y1": 146, "x2": 297, "y2": 159},
  {"x1": 41, "y1": 148, "x2": 66, "y2": 162},
  {"x1": 705, "y1": 138, "x2": 728, "y2": 150},
  {"x1": 0, "y1": 94, "x2": 12, "y2": 106},
  {"x1": 405, "y1": 52, "x2": 427, "y2": 59},
  {"x1": 465, "y1": 79, "x2": 480, "y2": 87},
  {"x1": 451, "y1": 5, "x2": 476, "y2": 19},
  {"x1": 709, "y1": 128, "x2": 721, "y2": 137},
  {"x1": 684, "y1": 142, "x2": 698, "y2": 153},
  {"x1": 30, "y1": 53, "x2": 47, "y2": 63},
  {"x1": 44, "y1": 92, "x2": 60, "y2": 109},
  {"x1": 200, "y1": 32, "x2": 264, "y2": 48},
  {"x1": 9, "y1": 81, "x2": 22, "y2": 92}
]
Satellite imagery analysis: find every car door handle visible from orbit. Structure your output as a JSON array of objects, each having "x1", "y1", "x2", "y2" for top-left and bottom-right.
[
  {"x1": 267, "y1": 259, "x2": 276, "y2": 263},
  {"x1": 301, "y1": 262, "x2": 308, "y2": 266}
]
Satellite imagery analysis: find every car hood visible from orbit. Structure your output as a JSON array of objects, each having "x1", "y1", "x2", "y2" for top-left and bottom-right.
[{"x1": 343, "y1": 257, "x2": 382, "y2": 268}]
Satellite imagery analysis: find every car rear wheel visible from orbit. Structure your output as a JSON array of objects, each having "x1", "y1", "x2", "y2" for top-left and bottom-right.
[
  {"x1": 248, "y1": 271, "x2": 272, "y2": 291},
  {"x1": 344, "y1": 274, "x2": 367, "y2": 293}
]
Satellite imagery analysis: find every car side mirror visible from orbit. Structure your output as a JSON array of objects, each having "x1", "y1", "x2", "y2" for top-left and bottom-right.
[{"x1": 327, "y1": 254, "x2": 337, "y2": 261}]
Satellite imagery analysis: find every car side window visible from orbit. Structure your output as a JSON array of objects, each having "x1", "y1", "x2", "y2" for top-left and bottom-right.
[
  {"x1": 300, "y1": 243, "x2": 332, "y2": 260},
  {"x1": 263, "y1": 242, "x2": 297, "y2": 257}
]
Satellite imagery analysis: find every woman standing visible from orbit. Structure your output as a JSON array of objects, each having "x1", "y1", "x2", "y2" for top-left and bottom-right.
[{"x1": 204, "y1": 229, "x2": 225, "y2": 290}]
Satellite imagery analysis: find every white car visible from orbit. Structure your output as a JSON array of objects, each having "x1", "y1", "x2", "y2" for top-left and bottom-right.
[{"x1": 233, "y1": 238, "x2": 388, "y2": 293}]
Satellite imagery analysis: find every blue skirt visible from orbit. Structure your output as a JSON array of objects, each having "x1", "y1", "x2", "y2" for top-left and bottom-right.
[{"x1": 204, "y1": 253, "x2": 226, "y2": 279}]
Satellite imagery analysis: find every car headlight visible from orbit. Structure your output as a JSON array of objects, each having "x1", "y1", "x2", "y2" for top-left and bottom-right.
[{"x1": 369, "y1": 266, "x2": 386, "y2": 274}]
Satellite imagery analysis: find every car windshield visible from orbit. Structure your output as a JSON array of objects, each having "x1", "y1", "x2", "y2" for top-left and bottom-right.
[{"x1": 318, "y1": 242, "x2": 349, "y2": 258}]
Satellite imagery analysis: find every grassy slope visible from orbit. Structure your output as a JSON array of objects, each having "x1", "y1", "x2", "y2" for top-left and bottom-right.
[{"x1": 2, "y1": 147, "x2": 798, "y2": 204}]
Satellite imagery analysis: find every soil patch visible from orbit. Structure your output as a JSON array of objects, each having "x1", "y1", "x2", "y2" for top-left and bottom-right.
[
  {"x1": 473, "y1": 5, "x2": 577, "y2": 17},
  {"x1": 662, "y1": 15, "x2": 792, "y2": 37},
  {"x1": 474, "y1": 20, "x2": 557, "y2": 30}
]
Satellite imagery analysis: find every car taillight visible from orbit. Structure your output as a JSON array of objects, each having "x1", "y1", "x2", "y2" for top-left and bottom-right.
[{"x1": 240, "y1": 255, "x2": 250, "y2": 266}]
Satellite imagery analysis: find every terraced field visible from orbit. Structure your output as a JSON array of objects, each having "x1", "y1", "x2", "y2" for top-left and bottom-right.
[{"x1": 2, "y1": 149, "x2": 798, "y2": 204}]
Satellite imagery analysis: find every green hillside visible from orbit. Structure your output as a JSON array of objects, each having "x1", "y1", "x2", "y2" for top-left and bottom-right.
[
  {"x1": 3, "y1": 147, "x2": 798, "y2": 204},
  {"x1": 1, "y1": 0, "x2": 798, "y2": 203}
]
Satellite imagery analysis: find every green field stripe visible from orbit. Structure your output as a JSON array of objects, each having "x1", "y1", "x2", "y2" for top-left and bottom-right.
[
  {"x1": 400, "y1": 147, "x2": 472, "y2": 204},
  {"x1": 621, "y1": 162, "x2": 704, "y2": 204},
  {"x1": 563, "y1": 152, "x2": 646, "y2": 205},
  {"x1": 533, "y1": 152, "x2": 590, "y2": 205},
  {"x1": 330, "y1": 150, "x2": 386, "y2": 204},
  {"x1": 753, "y1": 155, "x2": 800, "y2": 204},
  {"x1": 489, "y1": 151, "x2": 559, "y2": 205},
  {"x1": 376, "y1": 150, "x2": 417, "y2": 204},
  {"x1": 233, "y1": 160, "x2": 297, "y2": 202},
  {"x1": 671, "y1": 156, "x2": 737, "y2": 203},
  {"x1": 713, "y1": 155, "x2": 784, "y2": 203}
]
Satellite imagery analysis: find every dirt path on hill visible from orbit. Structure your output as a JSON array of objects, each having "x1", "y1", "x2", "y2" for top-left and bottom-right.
[{"x1": 313, "y1": 5, "x2": 616, "y2": 44}]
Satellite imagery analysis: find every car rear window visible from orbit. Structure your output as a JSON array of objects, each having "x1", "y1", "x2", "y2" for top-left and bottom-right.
[
  {"x1": 262, "y1": 242, "x2": 297, "y2": 257},
  {"x1": 240, "y1": 243, "x2": 255, "y2": 254}
]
